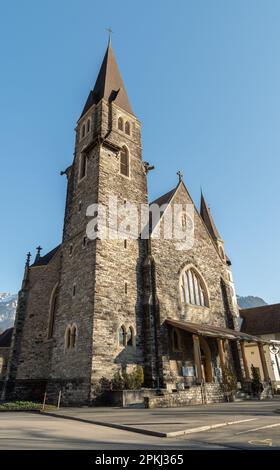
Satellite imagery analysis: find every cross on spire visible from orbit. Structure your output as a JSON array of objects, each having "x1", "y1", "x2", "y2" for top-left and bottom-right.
[
  {"x1": 106, "y1": 27, "x2": 113, "y2": 45},
  {"x1": 177, "y1": 170, "x2": 183, "y2": 182}
]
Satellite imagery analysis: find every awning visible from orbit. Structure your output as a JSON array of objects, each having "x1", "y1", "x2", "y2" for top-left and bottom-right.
[{"x1": 165, "y1": 318, "x2": 267, "y2": 343}]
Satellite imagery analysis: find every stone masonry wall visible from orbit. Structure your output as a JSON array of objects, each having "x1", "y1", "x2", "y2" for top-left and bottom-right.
[
  {"x1": 145, "y1": 383, "x2": 225, "y2": 408},
  {"x1": 150, "y1": 183, "x2": 240, "y2": 387}
]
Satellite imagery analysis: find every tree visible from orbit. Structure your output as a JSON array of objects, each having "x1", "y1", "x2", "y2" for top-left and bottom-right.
[{"x1": 251, "y1": 365, "x2": 263, "y2": 398}]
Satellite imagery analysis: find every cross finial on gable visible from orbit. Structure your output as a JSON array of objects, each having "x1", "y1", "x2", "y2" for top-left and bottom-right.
[
  {"x1": 36, "y1": 246, "x2": 42, "y2": 257},
  {"x1": 26, "y1": 252, "x2": 31, "y2": 267},
  {"x1": 177, "y1": 170, "x2": 183, "y2": 182}
]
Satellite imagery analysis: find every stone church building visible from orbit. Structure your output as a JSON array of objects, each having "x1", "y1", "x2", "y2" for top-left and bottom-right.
[{"x1": 2, "y1": 40, "x2": 271, "y2": 406}]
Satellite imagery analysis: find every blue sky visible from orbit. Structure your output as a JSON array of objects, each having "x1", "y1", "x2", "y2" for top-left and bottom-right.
[{"x1": 0, "y1": 0, "x2": 279, "y2": 303}]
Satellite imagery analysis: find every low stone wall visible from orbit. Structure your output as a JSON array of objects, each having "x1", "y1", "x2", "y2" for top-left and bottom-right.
[
  {"x1": 144, "y1": 383, "x2": 225, "y2": 408},
  {"x1": 98, "y1": 388, "x2": 157, "y2": 407}
]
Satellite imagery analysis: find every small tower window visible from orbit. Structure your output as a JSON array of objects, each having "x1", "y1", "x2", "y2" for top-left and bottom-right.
[
  {"x1": 48, "y1": 285, "x2": 59, "y2": 339},
  {"x1": 125, "y1": 121, "x2": 130, "y2": 135},
  {"x1": 127, "y1": 327, "x2": 134, "y2": 347},
  {"x1": 69, "y1": 244, "x2": 73, "y2": 256},
  {"x1": 124, "y1": 240, "x2": 127, "y2": 249},
  {"x1": 118, "y1": 117, "x2": 124, "y2": 131},
  {"x1": 82, "y1": 236, "x2": 87, "y2": 248},
  {"x1": 72, "y1": 284, "x2": 76, "y2": 297},
  {"x1": 86, "y1": 118, "x2": 91, "y2": 133},
  {"x1": 78, "y1": 201, "x2": 82, "y2": 212},
  {"x1": 79, "y1": 153, "x2": 87, "y2": 180},
  {"x1": 124, "y1": 282, "x2": 128, "y2": 295},
  {"x1": 81, "y1": 124, "x2": 86, "y2": 139},
  {"x1": 70, "y1": 325, "x2": 77, "y2": 348},
  {"x1": 120, "y1": 146, "x2": 129, "y2": 177},
  {"x1": 119, "y1": 325, "x2": 126, "y2": 347},
  {"x1": 65, "y1": 327, "x2": 71, "y2": 349}
]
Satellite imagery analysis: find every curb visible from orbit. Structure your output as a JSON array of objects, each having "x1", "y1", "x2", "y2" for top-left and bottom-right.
[{"x1": 40, "y1": 411, "x2": 256, "y2": 438}]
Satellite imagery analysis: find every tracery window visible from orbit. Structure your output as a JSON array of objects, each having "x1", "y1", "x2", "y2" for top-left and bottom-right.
[{"x1": 180, "y1": 268, "x2": 209, "y2": 307}]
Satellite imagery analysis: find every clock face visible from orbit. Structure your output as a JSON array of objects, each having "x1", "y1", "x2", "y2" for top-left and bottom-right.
[{"x1": 269, "y1": 344, "x2": 280, "y2": 355}]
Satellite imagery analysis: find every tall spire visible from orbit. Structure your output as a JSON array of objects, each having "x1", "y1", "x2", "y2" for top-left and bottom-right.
[
  {"x1": 200, "y1": 191, "x2": 221, "y2": 241},
  {"x1": 80, "y1": 41, "x2": 134, "y2": 119}
]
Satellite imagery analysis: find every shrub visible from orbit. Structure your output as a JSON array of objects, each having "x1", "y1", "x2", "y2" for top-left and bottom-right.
[
  {"x1": 112, "y1": 366, "x2": 144, "y2": 390},
  {"x1": 223, "y1": 364, "x2": 237, "y2": 393},
  {"x1": 251, "y1": 365, "x2": 264, "y2": 397},
  {"x1": 0, "y1": 401, "x2": 55, "y2": 411}
]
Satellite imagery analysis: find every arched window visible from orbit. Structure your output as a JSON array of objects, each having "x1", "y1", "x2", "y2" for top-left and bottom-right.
[
  {"x1": 125, "y1": 121, "x2": 130, "y2": 135},
  {"x1": 86, "y1": 118, "x2": 91, "y2": 133},
  {"x1": 70, "y1": 325, "x2": 77, "y2": 348},
  {"x1": 180, "y1": 267, "x2": 209, "y2": 307},
  {"x1": 79, "y1": 153, "x2": 87, "y2": 180},
  {"x1": 119, "y1": 325, "x2": 126, "y2": 347},
  {"x1": 0, "y1": 357, "x2": 4, "y2": 376},
  {"x1": 65, "y1": 327, "x2": 71, "y2": 349},
  {"x1": 118, "y1": 117, "x2": 124, "y2": 131},
  {"x1": 127, "y1": 327, "x2": 134, "y2": 347},
  {"x1": 48, "y1": 285, "x2": 59, "y2": 339},
  {"x1": 120, "y1": 146, "x2": 129, "y2": 177},
  {"x1": 81, "y1": 124, "x2": 86, "y2": 139}
]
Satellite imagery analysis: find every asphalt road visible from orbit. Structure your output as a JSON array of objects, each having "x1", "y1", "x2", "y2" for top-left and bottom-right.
[{"x1": 0, "y1": 400, "x2": 279, "y2": 450}]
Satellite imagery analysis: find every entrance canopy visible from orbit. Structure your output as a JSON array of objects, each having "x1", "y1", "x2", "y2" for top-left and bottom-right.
[{"x1": 165, "y1": 318, "x2": 268, "y2": 344}]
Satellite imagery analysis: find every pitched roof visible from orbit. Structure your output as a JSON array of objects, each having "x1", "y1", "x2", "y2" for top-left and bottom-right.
[
  {"x1": 31, "y1": 245, "x2": 61, "y2": 267},
  {"x1": 80, "y1": 42, "x2": 133, "y2": 119},
  {"x1": 0, "y1": 327, "x2": 13, "y2": 348},
  {"x1": 165, "y1": 318, "x2": 264, "y2": 343},
  {"x1": 240, "y1": 304, "x2": 280, "y2": 335},
  {"x1": 150, "y1": 186, "x2": 177, "y2": 207},
  {"x1": 200, "y1": 192, "x2": 221, "y2": 241}
]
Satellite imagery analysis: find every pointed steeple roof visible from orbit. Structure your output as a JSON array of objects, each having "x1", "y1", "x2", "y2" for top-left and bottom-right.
[
  {"x1": 200, "y1": 191, "x2": 222, "y2": 241},
  {"x1": 80, "y1": 41, "x2": 134, "y2": 119}
]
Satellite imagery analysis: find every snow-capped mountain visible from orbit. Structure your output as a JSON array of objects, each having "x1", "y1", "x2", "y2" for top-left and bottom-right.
[{"x1": 0, "y1": 292, "x2": 17, "y2": 332}]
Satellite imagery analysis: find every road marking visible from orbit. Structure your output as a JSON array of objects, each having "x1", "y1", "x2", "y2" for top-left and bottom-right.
[
  {"x1": 166, "y1": 418, "x2": 256, "y2": 437},
  {"x1": 236, "y1": 423, "x2": 280, "y2": 435},
  {"x1": 248, "y1": 439, "x2": 272, "y2": 447}
]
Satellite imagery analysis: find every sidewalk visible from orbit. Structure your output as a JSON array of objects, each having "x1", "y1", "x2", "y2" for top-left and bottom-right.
[{"x1": 41, "y1": 399, "x2": 280, "y2": 438}]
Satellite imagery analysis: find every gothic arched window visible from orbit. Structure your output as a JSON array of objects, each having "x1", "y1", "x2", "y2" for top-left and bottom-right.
[
  {"x1": 120, "y1": 146, "x2": 129, "y2": 177},
  {"x1": 79, "y1": 153, "x2": 87, "y2": 180},
  {"x1": 0, "y1": 357, "x2": 4, "y2": 376},
  {"x1": 125, "y1": 121, "x2": 130, "y2": 135},
  {"x1": 70, "y1": 325, "x2": 77, "y2": 348},
  {"x1": 65, "y1": 327, "x2": 71, "y2": 349},
  {"x1": 118, "y1": 117, "x2": 124, "y2": 131},
  {"x1": 127, "y1": 327, "x2": 134, "y2": 346},
  {"x1": 81, "y1": 124, "x2": 86, "y2": 139},
  {"x1": 180, "y1": 267, "x2": 209, "y2": 307},
  {"x1": 119, "y1": 325, "x2": 126, "y2": 347},
  {"x1": 48, "y1": 285, "x2": 59, "y2": 339}
]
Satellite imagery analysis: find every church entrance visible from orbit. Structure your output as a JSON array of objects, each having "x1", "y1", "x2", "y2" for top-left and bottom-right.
[{"x1": 199, "y1": 337, "x2": 214, "y2": 383}]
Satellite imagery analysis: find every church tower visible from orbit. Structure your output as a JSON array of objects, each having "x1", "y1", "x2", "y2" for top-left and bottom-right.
[{"x1": 47, "y1": 40, "x2": 148, "y2": 403}]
